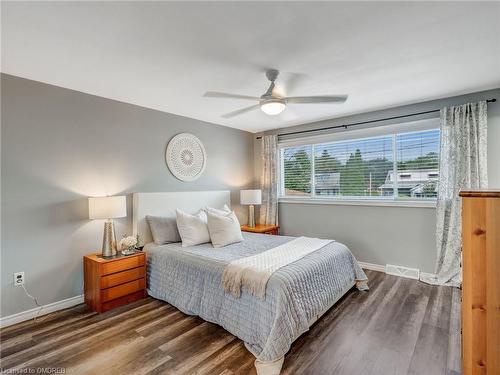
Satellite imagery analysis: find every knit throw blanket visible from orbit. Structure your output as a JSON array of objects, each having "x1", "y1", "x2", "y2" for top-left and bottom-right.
[{"x1": 222, "y1": 236, "x2": 333, "y2": 299}]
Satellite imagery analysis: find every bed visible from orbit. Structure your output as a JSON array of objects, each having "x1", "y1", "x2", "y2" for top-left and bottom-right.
[{"x1": 133, "y1": 191, "x2": 368, "y2": 375}]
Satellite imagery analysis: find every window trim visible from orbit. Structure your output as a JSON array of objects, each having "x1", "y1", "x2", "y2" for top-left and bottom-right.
[
  {"x1": 279, "y1": 197, "x2": 437, "y2": 208},
  {"x1": 277, "y1": 119, "x2": 440, "y2": 207}
]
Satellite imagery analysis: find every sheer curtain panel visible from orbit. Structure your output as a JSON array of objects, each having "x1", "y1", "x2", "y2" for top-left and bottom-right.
[
  {"x1": 260, "y1": 135, "x2": 279, "y2": 225},
  {"x1": 421, "y1": 101, "x2": 488, "y2": 287}
]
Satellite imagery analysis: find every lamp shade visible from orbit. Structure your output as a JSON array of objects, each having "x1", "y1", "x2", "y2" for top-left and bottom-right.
[
  {"x1": 88, "y1": 196, "x2": 127, "y2": 219},
  {"x1": 240, "y1": 189, "x2": 262, "y2": 205}
]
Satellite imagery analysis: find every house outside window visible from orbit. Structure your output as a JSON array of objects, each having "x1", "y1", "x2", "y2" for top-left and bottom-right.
[
  {"x1": 379, "y1": 169, "x2": 438, "y2": 198},
  {"x1": 279, "y1": 127, "x2": 440, "y2": 203}
]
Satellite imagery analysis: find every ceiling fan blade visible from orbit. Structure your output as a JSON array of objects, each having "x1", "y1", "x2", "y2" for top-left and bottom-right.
[
  {"x1": 204, "y1": 91, "x2": 259, "y2": 101},
  {"x1": 222, "y1": 104, "x2": 261, "y2": 119},
  {"x1": 286, "y1": 95, "x2": 348, "y2": 104}
]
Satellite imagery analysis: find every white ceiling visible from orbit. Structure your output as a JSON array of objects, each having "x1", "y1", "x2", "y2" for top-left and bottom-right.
[{"x1": 2, "y1": 2, "x2": 500, "y2": 133}]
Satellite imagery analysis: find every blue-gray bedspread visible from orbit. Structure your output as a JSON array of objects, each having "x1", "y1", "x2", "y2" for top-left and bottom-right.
[{"x1": 145, "y1": 232, "x2": 367, "y2": 362}]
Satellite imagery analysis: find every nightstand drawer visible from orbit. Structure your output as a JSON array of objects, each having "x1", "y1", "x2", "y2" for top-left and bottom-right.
[
  {"x1": 101, "y1": 290, "x2": 145, "y2": 312},
  {"x1": 101, "y1": 278, "x2": 145, "y2": 302},
  {"x1": 101, "y1": 255, "x2": 145, "y2": 275},
  {"x1": 100, "y1": 267, "x2": 145, "y2": 289}
]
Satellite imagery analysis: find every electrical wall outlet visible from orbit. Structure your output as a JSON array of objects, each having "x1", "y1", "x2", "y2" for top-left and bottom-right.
[{"x1": 14, "y1": 272, "x2": 25, "y2": 286}]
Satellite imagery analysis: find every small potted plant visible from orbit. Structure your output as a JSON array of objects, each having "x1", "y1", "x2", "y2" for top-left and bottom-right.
[{"x1": 119, "y1": 235, "x2": 138, "y2": 256}]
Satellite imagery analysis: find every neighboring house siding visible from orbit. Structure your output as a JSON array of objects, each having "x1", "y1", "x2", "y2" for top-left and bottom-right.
[
  {"x1": 315, "y1": 173, "x2": 340, "y2": 195},
  {"x1": 379, "y1": 169, "x2": 438, "y2": 197}
]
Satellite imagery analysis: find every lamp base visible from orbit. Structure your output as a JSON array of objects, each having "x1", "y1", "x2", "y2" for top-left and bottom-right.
[
  {"x1": 102, "y1": 219, "x2": 117, "y2": 257},
  {"x1": 248, "y1": 205, "x2": 256, "y2": 228}
]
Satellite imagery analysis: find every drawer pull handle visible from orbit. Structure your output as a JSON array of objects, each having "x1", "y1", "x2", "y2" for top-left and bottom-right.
[{"x1": 473, "y1": 228, "x2": 486, "y2": 236}]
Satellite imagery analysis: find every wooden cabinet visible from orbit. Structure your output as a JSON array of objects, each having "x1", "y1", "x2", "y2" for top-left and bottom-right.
[
  {"x1": 241, "y1": 224, "x2": 280, "y2": 235},
  {"x1": 460, "y1": 190, "x2": 500, "y2": 375},
  {"x1": 84, "y1": 252, "x2": 146, "y2": 313}
]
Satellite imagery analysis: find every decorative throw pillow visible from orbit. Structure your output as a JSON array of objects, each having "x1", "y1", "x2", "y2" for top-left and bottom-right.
[
  {"x1": 197, "y1": 209, "x2": 208, "y2": 223},
  {"x1": 146, "y1": 216, "x2": 181, "y2": 245},
  {"x1": 176, "y1": 209, "x2": 211, "y2": 247},
  {"x1": 205, "y1": 204, "x2": 231, "y2": 216},
  {"x1": 207, "y1": 210, "x2": 243, "y2": 248}
]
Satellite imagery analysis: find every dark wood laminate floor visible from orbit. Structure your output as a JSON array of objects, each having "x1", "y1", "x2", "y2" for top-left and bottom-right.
[{"x1": 0, "y1": 270, "x2": 461, "y2": 375}]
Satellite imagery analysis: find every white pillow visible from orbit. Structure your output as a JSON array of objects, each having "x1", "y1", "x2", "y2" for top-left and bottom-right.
[
  {"x1": 205, "y1": 204, "x2": 231, "y2": 216},
  {"x1": 176, "y1": 209, "x2": 210, "y2": 247},
  {"x1": 207, "y1": 210, "x2": 243, "y2": 248}
]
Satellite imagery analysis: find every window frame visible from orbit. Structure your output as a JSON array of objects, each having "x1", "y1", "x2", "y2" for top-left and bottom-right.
[{"x1": 277, "y1": 118, "x2": 440, "y2": 208}]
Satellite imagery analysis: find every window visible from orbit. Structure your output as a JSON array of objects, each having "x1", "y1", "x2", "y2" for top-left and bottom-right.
[
  {"x1": 279, "y1": 128, "x2": 440, "y2": 202},
  {"x1": 282, "y1": 145, "x2": 312, "y2": 196}
]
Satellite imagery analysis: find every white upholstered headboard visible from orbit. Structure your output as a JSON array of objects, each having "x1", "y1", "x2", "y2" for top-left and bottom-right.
[{"x1": 132, "y1": 190, "x2": 231, "y2": 245}]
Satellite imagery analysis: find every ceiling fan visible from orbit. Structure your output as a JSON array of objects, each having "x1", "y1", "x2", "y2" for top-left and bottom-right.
[{"x1": 204, "y1": 69, "x2": 348, "y2": 119}]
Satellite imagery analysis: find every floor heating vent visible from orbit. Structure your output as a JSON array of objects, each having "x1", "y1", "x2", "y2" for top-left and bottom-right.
[{"x1": 385, "y1": 264, "x2": 420, "y2": 280}]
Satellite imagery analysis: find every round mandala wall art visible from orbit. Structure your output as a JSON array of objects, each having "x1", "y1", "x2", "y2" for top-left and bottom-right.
[{"x1": 165, "y1": 133, "x2": 207, "y2": 182}]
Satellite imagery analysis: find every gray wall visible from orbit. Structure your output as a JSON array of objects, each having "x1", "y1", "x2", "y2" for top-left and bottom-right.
[
  {"x1": 255, "y1": 88, "x2": 500, "y2": 273},
  {"x1": 2, "y1": 73, "x2": 499, "y2": 318},
  {"x1": 1, "y1": 74, "x2": 255, "y2": 317}
]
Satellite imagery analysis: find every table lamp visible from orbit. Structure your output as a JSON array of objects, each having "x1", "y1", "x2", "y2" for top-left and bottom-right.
[
  {"x1": 240, "y1": 189, "x2": 262, "y2": 228},
  {"x1": 88, "y1": 196, "x2": 127, "y2": 257}
]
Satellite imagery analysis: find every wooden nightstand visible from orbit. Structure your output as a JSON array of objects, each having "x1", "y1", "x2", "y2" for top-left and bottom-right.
[
  {"x1": 83, "y1": 252, "x2": 146, "y2": 313},
  {"x1": 241, "y1": 224, "x2": 280, "y2": 235}
]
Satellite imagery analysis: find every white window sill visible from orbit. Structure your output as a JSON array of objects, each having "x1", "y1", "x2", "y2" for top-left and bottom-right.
[{"x1": 279, "y1": 197, "x2": 437, "y2": 208}]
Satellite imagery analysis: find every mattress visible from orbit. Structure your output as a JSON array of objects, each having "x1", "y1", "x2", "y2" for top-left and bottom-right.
[{"x1": 145, "y1": 232, "x2": 367, "y2": 363}]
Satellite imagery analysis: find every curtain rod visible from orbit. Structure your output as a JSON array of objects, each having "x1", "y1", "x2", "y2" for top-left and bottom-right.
[{"x1": 255, "y1": 98, "x2": 497, "y2": 140}]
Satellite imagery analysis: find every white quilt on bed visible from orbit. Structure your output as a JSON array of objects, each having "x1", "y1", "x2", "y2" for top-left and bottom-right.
[{"x1": 222, "y1": 236, "x2": 333, "y2": 298}]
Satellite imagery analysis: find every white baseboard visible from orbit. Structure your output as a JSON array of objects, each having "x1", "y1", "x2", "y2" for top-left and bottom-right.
[
  {"x1": 358, "y1": 261, "x2": 386, "y2": 273},
  {"x1": 359, "y1": 261, "x2": 430, "y2": 281},
  {"x1": 0, "y1": 294, "x2": 84, "y2": 328},
  {"x1": 386, "y1": 264, "x2": 419, "y2": 280}
]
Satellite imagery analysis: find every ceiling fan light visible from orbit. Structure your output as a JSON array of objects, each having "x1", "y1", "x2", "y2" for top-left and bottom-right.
[{"x1": 260, "y1": 100, "x2": 286, "y2": 115}]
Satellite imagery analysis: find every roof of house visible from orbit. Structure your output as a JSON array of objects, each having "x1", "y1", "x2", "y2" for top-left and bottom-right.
[
  {"x1": 380, "y1": 169, "x2": 438, "y2": 190},
  {"x1": 284, "y1": 188, "x2": 310, "y2": 196},
  {"x1": 410, "y1": 180, "x2": 438, "y2": 194}
]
